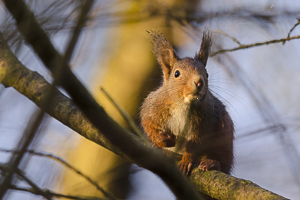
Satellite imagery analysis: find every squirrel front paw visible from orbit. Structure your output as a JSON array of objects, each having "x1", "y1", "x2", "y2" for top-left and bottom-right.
[
  {"x1": 178, "y1": 160, "x2": 193, "y2": 175},
  {"x1": 198, "y1": 159, "x2": 220, "y2": 171},
  {"x1": 152, "y1": 131, "x2": 176, "y2": 147}
]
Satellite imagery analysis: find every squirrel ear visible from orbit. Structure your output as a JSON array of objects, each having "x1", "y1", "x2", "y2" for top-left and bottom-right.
[
  {"x1": 195, "y1": 30, "x2": 212, "y2": 67},
  {"x1": 147, "y1": 30, "x2": 178, "y2": 80}
]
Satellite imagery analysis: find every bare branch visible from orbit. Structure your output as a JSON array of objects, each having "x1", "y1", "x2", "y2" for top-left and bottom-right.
[
  {"x1": 214, "y1": 30, "x2": 242, "y2": 46},
  {"x1": 0, "y1": 165, "x2": 52, "y2": 199},
  {"x1": 285, "y1": 18, "x2": 300, "y2": 42},
  {"x1": 0, "y1": 109, "x2": 47, "y2": 199},
  {"x1": 92, "y1": 7, "x2": 300, "y2": 26},
  {"x1": 210, "y1": 34, "x2": 300, "y2": 57},
  {"x1": 0, "y1": 148, "x2": 114, "y2": 199},
  {"x1": 63, "y1": 0, "x2": 94, "y2": 64},
  {"x1": 99, "y1": 86, "x2": 148, "y2": 142},
  {"x1": 9, "y1": 185, "x2": 108, "y2": 200}
]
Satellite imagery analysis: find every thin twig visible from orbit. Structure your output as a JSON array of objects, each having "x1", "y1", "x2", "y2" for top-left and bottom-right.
[
  {"x1": 15, "y1": 168, "x2": 51, "y2": 198},
  {"x1": 0, "y1": 165, "x2": 51, "y2": 199},
  {"x1": 0, "y1": 110, "x2": 47, "y2": 199},
  {"x1": 99, "y1": 86, "x2": 149, "y2": 143},
  {"x1": 9, "y1": 185, "x2": 108, "y2": 200},
  {"x1": 210, "y1": 34, "x2": 300, "y2": 57},
  {"x1": 52, "y1": 0, "x2": 94, "y2": 87},
  {"x1": 284, "y1": 18, "x2": 300, "y2": 44},
  {"x1": 214, "y1": 30, "x2": 242, "y2": 46},
  {"x1": 0, "y1": 148, "x2": 115, "y2": 200},
  {"x1": 64, "y1": 0, "x2": 94, "y2": 64}
]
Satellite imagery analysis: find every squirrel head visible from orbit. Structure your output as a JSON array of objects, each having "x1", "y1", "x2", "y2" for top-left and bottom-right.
[{"x1": 147, "y1": 30, "x2": 212, "y2": 104}]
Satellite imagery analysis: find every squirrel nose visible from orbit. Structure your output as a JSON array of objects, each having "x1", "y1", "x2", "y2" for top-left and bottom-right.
[
  {"x1": 194, "y1": 79, "x2": 204, "y2": 92},
  {"x1": 195, "y1": 81, "x2": 201, "y2": 88}
]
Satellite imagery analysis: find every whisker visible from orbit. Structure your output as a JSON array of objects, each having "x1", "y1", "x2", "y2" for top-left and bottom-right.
[
  {"x1": 209, "y1": 85, "x2": 245, "y2": 103},
  {"x1": 209, "y1": 88, "x2": 245, "y2": 122}
]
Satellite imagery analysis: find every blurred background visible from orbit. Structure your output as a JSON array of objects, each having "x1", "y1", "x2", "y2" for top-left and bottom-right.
[{"x1": 0, "y1": 0, "x2": 300, "y2": 199}]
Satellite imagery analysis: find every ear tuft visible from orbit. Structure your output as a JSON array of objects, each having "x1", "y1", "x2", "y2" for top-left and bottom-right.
[
  {"x1": 146, "y1": 29, "x2": 178, "y2": 80},
  {"x1": 195, "y1": 30, "x2": 212, "y2": 67}
]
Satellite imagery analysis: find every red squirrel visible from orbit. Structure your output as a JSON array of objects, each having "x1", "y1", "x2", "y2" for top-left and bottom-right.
[{"x1": 140, "y1": 30, "x2": 234, "y2": 175}]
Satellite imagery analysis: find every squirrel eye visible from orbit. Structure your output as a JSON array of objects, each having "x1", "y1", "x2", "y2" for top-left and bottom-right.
[{"x1": 174, "y1": 70, "x2": 181, "y2": 78}]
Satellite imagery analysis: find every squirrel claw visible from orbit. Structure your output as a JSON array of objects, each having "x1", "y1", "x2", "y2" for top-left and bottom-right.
[
  {"x1": 198, "y1": 159, "x2": 220, "y2": 171},
  {"x1": 156, "y1": 131, "x2": 176, "y2": 147},
  {"x1": 178, "y1": 161, "x2": 193, "y2": 175}
]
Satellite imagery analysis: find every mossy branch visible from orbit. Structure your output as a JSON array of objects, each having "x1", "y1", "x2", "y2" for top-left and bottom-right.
[{"x1": 190, "y1": 169, "x2": 286, "y2": 200}]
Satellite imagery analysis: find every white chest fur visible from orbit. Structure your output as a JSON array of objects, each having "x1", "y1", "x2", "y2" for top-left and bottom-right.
[{"x1": 165, "y1": 103, "x2": 193, "y2": 141}]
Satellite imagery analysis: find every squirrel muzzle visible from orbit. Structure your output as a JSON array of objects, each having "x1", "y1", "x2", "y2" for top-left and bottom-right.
[{"x1": 184, "y1": 75, "x2": 206, "y2": 103}]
